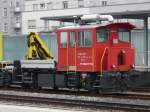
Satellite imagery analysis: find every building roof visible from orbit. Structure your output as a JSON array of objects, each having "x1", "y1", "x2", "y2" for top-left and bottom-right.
[
  {"x1": 41, "y1": 15, "x2": 82, "y2": 23},
  {"x1": 57, "y1": 22, "x2": 135, "y2": 30}
]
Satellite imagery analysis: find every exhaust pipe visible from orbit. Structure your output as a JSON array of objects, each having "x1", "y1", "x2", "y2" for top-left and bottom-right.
[
  {"x1": 81, "y1": 14, "x2": 114, "y2": 22},
  {"x1": 99, "y1": 15, "x2": 114, "y2": 22}
]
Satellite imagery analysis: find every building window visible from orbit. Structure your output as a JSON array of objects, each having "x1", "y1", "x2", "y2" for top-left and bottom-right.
[
  {"x1": 2, "y1": 0, "x2": 7, "y2": 3},
  {"x1": 33, "y1": 4, "x2": 38, "y2": 11},
  {"x1": 15, "y1": 29, "x2": 20, "y2": 35},
  {"x1": 78, "y1": 0, "x2": 84, "y2": 8},
  {"x1": 16, "y1": 16, "x2": 20, "y2": 23},
  {"x1": 102, "y1": 1, "x2": 107, "y2": 6},
  {"x1": 40, "y1": 3, "x2": 45, "y2": 9},
  {"x1": 16, "y1": 1, "x2": 20, "y2": 7},
  {"x1": 28, "y1": 20, "x2": 36, "y2": 29},
  {"x1": 62, "y1": 1, "x2": 68, "y2": 9},
  {"x1": 60, "y1": 32, "x2": 68, "y2": 48},
  {"x1": 47, "y1": 2, "x2": 53, "y2": 10},
  {"x1": 78, "y1": 31, "x2": 92, "y2": 47},
  {"x1": 3, "y1": 23, "x2": 8, "y2": 33},
  {"x1": 3, "y1": 8, "x2": 7, "y2": 17},
  {"x1": 10, "y1": 1, "x2": 13, "y2": 7}
]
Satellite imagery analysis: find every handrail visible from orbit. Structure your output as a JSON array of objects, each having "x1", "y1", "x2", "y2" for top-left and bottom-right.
[
  {"x1": 66, "y1": 39, "x2": 69, "y2": 73},
  {"x1": 0, "y1": 32, "x2": 3, "y2": 61},
  {"x1": 75, "y1": 41, "x2": 77, "y2": 72},
  {"x1": 92, "y1": 47, "x2": 95, "y2": 72},
  {"x1": 100, "y1": 47, "x2": 109, "y2": 76}
]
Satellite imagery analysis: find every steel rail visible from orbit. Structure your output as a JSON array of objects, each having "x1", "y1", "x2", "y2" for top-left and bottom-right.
[{"x1": 1, "y1": 87, "x2": 150, "y2": 100}]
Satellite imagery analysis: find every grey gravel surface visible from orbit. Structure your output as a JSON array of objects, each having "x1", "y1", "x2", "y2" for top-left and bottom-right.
[{"x1": 0, "y1": 101, "x2": 125, "y2": 112}]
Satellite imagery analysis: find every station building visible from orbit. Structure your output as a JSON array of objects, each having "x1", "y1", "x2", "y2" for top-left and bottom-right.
[
  {"x1": 0, "y1": 0, "x2": 24, "y2": 36},
  {"x1": 22, "y1": 0, "x2": 149, "y2": 34}
]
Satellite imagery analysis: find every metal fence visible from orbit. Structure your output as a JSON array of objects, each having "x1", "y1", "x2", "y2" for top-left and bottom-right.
[
  {"x1": 3, "y1": 35, "x2": 27, "y2": 61},
  {"x1": 131, "y1": 30, "x2": 150, "y2": 66},
  {"x1": 3, "y1": 33, "x2": 58, "y2": 61},
  {"x1": 134, "y1": 51, "x2": 150, "y2": 66}
]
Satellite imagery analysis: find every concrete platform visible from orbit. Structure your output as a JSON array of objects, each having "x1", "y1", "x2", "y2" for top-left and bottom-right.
[
  {"x1": 0, "y1": 102, "x2": 120, "y2": 112},
  {"x1": 0, "y1": 104, "x2": 82, "y2": 112}
]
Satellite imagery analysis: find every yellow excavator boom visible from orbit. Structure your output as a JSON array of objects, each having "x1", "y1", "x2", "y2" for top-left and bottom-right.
[{"x1": 27, "y1": 32, "x2": 53, "y2": 60}]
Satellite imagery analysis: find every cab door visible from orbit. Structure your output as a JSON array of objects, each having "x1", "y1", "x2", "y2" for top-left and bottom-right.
[
  {"x1": 58, "y1": 31, "x2": 68, "y2": 71},
  {"x1": 57, "y1": 31, "x2": 76, "y2": 71},
  {"x1": 68, "y1": 31, "x2": 76, "y2": 71},
  {"x1": 76, "y1": 30, "x2": 94, "y2": 71}
]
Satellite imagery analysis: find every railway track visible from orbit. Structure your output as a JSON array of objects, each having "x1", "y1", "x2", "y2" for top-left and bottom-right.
[
  {"x1": 0, "y1": 88, "x2": 149, "y2": 111},
  {"x1": 130, "y1": 87, "x2": 150, "y2": 93},
  {"x1": 1, "y1": 86, "x2": 150, "y2": 100}
]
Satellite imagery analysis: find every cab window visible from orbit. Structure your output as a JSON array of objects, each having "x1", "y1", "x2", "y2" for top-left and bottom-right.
[
  {"x1": 118, "y1": 29, "x2": 130, "y2": 42},
  {"x1": 97, "y1": 28, "x2": 108, "y2": 42},
  {"x1": 78, "y1": 30, "x2": 92, "y2": 47},
  {"x1": 60, "y1": 32, "x2": 68, "y2": 48},
  {"x1": 70, "y1": 32, "x2": 75, "y2": 47}
]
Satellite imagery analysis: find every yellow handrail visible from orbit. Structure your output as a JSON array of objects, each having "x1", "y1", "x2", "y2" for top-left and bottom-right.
[
  {"x1": 66, "y1": 38, "x2": 69, "y2": 72},
  {"x1": 75, "y1": 41, "x2": 77, "y2": 72},
  {"x1": 100, "y1": 47, "x2": 108, "y2": 76},
  {"x1": 0, "y1": 32, "x2": 3, "y2": 61},
  {"x1": 92, "y1": 47, "x2": 95, "y2": 72}
]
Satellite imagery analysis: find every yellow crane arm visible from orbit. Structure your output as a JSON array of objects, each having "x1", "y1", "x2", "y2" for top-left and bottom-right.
[{"x1": 27, "y1": 32, "x2": 53, "y2": 60}]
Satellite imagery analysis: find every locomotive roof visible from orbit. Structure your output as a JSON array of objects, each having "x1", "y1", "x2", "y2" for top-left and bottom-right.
[{"x1": 57, "y1": 22, "x2": 135, "y2": 30}]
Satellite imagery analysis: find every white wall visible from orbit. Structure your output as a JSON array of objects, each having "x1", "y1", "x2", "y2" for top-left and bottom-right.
[
  {"x1": 22, "y1": 0, "x2": 150, "y2": 34},
  {"x1": 87, "y1": 0, "x2": 150, "y2": 6},
  {"x1": 22, "y1": 0, "x2": 93, "y2": 34},
  {"x1": 25, "y1": 0, "x2": 50, "y2": 11},
  {"x1": 24, "y1": 0, "x2": 80, "y2": 11},
  {"x1": 22, "y1": 8, "x2": 89, "y2": 34}
]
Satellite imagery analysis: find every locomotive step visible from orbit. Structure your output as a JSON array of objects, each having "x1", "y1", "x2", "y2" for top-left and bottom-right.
[
  {"x1": 12, "y1": 81, "x2": 23, "y2": 84},
  {"x1": 22, "y1": 77, "x2": 32, "y2": 80},
  {"x1": 15, "y1": 75, "x2": 23, "y2": 77},
  {"x1": 92, "y1": 85, "x2": 102, "y2": 88},
  {"x1": 67, "y1": 71, "x2": 77, "y2": 74}
]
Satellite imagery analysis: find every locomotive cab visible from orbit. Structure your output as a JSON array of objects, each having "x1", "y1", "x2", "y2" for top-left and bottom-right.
[
  {"x1": 57, "y1": 23, "x2": 135, "y2": 73},
  {"x1": 96, "y1": 23, "x2": 135, "y2": 72}
]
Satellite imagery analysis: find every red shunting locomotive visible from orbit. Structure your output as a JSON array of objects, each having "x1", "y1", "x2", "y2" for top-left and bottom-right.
[
  {"x1": 56, "y1": 19, "x2": 135, "y2": 92},
  {"x1": 57, "y1": 23, "x2": 135, "y2": 73}
]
